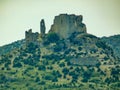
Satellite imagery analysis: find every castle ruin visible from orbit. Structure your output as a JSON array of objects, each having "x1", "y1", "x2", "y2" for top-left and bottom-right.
[
  {"x1": 25, "y1": 19, "x2": 46, "y2": 45},
  {"x1": 25, "y1": 29, "x2": 39, "y2": 45},
  {"x1": 25, "y1": 14, "x2": 87, "y2": 45},
  {"x1": 49, "y1": 14, "x2": 86, "y2": 39},
  {"x1": 40, "y1": 19, "x2": 46, "y2": 37}
]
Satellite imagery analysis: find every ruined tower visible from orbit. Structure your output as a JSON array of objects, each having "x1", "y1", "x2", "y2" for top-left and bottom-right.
[
  {"x1": 40, "y1": 19, "x2": 46, "y2": 37},
  {"x1": 25, "y1": 29, "x2": 39, "y2": 45},
  {"x1": 49, "y1": 14, "x2": 87, "y2": 39}
]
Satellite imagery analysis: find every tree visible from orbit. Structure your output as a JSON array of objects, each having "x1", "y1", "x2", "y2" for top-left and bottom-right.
[
  {"x1": 47, "y1": 32, "x2": 60, "y2": 43},
  {"x1": 35, "y1": 77, "x2": 40, "y2": 82},
  {"x1": 62, "y1": 68, "x2": 69, "y2": 75},
  {"x1": 13, "y1": 62, "x2": 22, "y2": 68},
  {"x1": 59, "y1": 62, "x2": 65, "y2": 67},
  {"x1": 78, "y1": 46, "x2": 82, "y2": 51},
  {"x1": 38, "y1": 65, "x2": 46, "y2": 71},
  {"x1": 0, "y1": 74, "x2": 6, "y2": 84},
  {"x1": 52, "y1": 70, "x2": 62, "y2": 78},
  {"x1": 82, "y1": 70, "x2": 92, "y2": 81},
  {"x1": 44, "y1": 75, "x2": 54, "y2": 80},
  {"x1": 52, "y1": 77, "x2": 58, "y2": 82},
  {"x1": 81, "y1": 78, "x2": 88, "y2": 82},
  {"x1": 38, "y1": 81, "x2": 45, "y2": 85}
]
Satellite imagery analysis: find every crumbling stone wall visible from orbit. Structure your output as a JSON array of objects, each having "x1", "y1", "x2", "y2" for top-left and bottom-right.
[
  {"x1": 25, "y1": 29, "x2": 39, "y2": 45},
  {"x1": 49, "y1": 14, "x2": 87, "y2": 39}
]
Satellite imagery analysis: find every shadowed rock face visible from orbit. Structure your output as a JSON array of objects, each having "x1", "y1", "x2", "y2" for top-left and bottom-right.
[{"x1": 49, "y1": 14, "x2": 87, "y2": 39}]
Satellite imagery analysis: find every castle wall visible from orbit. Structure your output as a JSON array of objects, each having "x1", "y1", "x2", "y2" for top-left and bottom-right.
[
  {"x1": 25, "y1": 29, "x2": 39, "y2": 45},
  {"x1": 49, "y1": 14, "x2": 87, "y2": 39}
]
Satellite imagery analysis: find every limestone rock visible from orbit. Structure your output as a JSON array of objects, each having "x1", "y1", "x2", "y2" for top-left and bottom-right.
[{"x1": 49, "y1": 14, "x2": 87, "y2": 39}]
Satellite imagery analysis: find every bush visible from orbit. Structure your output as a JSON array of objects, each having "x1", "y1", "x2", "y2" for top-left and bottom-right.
[
  {"x1": 62, "y1": 68, "x2": 69, "y2": 75},
  {"x1": 0, "y1": 74, "x2": 6, "y2": 84},
  {"x1": 47, "y1": 66, "x2": 53, "y2": 70},
  {"x1": 47, "y1": 33, "x2": 60, "y2": 43},
  {"x1": 96, "y1": 41, "x2": 110, "y2": 50},
  {"x1": 52, "y1": 78, "x2": 58, "y2": 82},
  {"x1": 111, "y1": 68, "x2": 119, "y2": 75},
  {"x1": 96, "y1": 62, "x2": 101, "y2": 68},
  {"x1": 78, "y1": 46, "x2": 82, "y2": 51},
  {"x1": 35, "y1": 77, "x2": 40, "y2": 82},
  {"x1": 53, "y1": 45, "x2": 62, "y2": 52},
  {"x1": 81, "y1": 78, "x2": 88, "y2": 82},
  {"x1": 52, "y1": 70, "x2": 62, "y2": 78},
  {"x1": 59, "y1": 62, "x2": 65, "y2": 67},
  {"x1": 4, "y1": 61, "x2": 11, "y2": 68},
  {"x1": 83, "y1": 71, "x2": 92, "y2": 79},
  {"x1": 38, "y1": 65, "x2": 46, "y2": 71},
  {"x1": 67, "y1": 61, "x2": 71, "y2": 66},
  {"x1": 23, "y1": 55, "x2": 40, "y2": 66},
  {"x1": 75, "y1": 67, "x2": 81, "y2": 73},
  {"x1": 13, "y1": 62, "x2": 22, "y2": 68},
  {"x1": 89, "y1": 78, "x2": 100, "y2": 83},
  {"x1": 42, "y1": 54, "x2": 60, "y2": 61},
  {"x1": 26, "y1": 43, "x2": 38, "y2": 53},
  {"x1": 38, "y1": 81, "x2": 45, "y2": 85},
  {"x1": 69, "y1": 71, "x2": 79, "y2": 81},
  {"x1": 44, "y1": 75, "x2": 54, "y2": 80}
]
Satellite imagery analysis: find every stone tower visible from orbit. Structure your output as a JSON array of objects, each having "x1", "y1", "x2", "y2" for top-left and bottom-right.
[
  {"x1": 40, "y1": 19, "x2": 46, "y2": 37},
  {"x1": 25, "y1": 29, "x2": 39, "y2": 45},
  {"x1": 49, "y1": 14, "x2": 87, "y2": 39}
]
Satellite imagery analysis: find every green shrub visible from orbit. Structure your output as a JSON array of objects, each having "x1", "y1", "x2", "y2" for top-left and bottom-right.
[
  {"x1": 47, "y1": 66, "x2": 53, "y2": 70},
  {"x1": 62, "y1": 68, "x2": 69, "y2": 75},
  {"x1": 78, "y1": 46, "x2": 82, "y2": 51},
  {"x1": 13, "y1": 62, "x2": 22, "y2": 68},
  {"x1": 52, "y1": 70, "x2": 62, "y2": 78},
  {"x1": 44, "y1": 75, "x2": 54, "y2": 80},
  {"x1": 47, "y1": 33, "x2": 60, "y2": 43},
  {"x1": 26, "y1": 43, "x2": 38, "y2": 53},
  {"x1": 52, "y1": 78, "x2": 58, "y2": 82},
  {"x1": 59, "y1": 62, "x2": 65, "y2": 67},
  {"x1": 35, "y1": 77, "x2": 40, "y2": 82},
  {"x1": 38, "y1": 65, "x2": 46, "y2": 71}
]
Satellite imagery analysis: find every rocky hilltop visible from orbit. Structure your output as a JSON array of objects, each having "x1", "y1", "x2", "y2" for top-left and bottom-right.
[{"x1": 0, "y1": 14, "x2": 120, "y2": 90}]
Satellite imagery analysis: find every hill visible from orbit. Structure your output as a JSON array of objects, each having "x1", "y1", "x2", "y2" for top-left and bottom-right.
[
  {"x1": 0, "y1": 39, "x2": 25, "y2": 56},
  {"x1": 0, "y1": 14, "x2": 120, "y2": 90},
  {"x1": 101, "y1": 35, "x2": 120, "y2": 58}
]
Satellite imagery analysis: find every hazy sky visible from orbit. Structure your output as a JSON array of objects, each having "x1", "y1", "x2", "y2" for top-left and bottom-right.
[{"x1": 0, "y1": 0, "x2": 120, "y2": 46}]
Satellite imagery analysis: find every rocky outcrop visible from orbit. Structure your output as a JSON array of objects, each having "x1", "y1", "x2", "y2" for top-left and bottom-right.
[{"x1": 49, "y1": 14, "x2": 87, "y2": 39}]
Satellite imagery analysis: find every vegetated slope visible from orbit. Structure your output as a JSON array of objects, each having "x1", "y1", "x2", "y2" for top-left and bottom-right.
[
  {"x1": 101, "y1": 34, "x2": 120, "y2": 58},
  {"x1": 0, "y1": 39, "x2": 25, "y2": 56},
  {"x1": 0, "y1": 32, "x2": 120, "y2": 90}
]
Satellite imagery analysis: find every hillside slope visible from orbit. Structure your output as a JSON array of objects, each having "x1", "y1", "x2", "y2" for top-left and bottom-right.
[
  {"x1": 0, "y1": 39, "x2": 25, "y2": 56},
  {"x1": 101, "y1": 35, "x2": 120, "y2": 58},
  {"x1": 0, "y1": 14, "x2": 120, "y2": 90}
]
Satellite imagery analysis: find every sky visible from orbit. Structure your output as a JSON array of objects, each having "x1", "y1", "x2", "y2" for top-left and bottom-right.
[{"x1": 0, "y1": 0, "x2": 120, "y2": 46}]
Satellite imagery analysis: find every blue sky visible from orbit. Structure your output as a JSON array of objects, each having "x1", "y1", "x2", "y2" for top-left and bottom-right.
[{"x1": 0, "y1": 0, "x2": 120, "y2": 46}]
